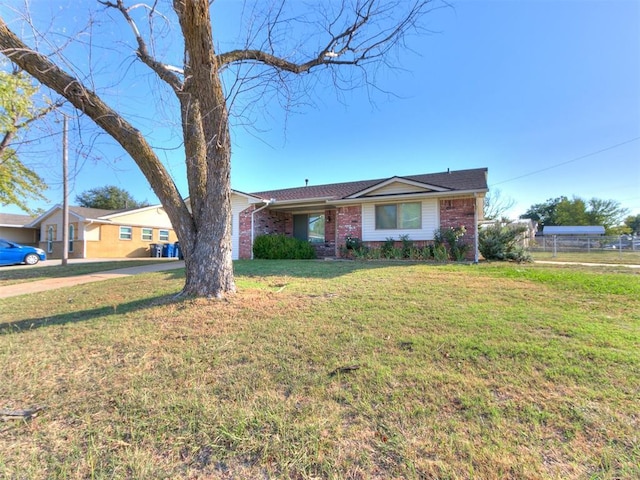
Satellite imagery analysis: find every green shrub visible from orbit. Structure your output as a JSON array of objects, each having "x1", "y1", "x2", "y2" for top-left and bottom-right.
[
  {"x1": 433, "y1": 243, "x2": 449, "y2": 262},
  {"x1": 399, "y1": 234, "x2": 414, "y2": 258},
  {"x1": 253, "y1": 234, "x2": 316, "y2": 260},
  {"x1": 381, "y1": 237, "x2": 396, "y2": 258},
  {"x1": 434, "y1": 226, "x2": 471, "y2": 261},
  {"x1": 479, "y1": 223, "x2": 532, "y2": 262}
]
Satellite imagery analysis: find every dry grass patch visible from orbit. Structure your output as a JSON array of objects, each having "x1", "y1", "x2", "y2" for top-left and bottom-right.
[{"x1": 1, "y1": 261, "x2": 639, "y2": 479}]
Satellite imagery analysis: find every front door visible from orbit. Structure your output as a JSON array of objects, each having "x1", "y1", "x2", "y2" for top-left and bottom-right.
[{"x1": 293, "y1": 214, "x2": 309, "y2": 241}]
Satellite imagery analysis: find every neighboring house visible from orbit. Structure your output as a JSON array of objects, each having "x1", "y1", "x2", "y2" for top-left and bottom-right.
[
  {"x1": 27, "y1": 205, "x2": 178, "y2": 259},
  {"x1": 231, "y1": 168, "x2": 488, "y2": 260},
  {"x1": 0, "y1": 213, "x2": 39, "y2": 245}
]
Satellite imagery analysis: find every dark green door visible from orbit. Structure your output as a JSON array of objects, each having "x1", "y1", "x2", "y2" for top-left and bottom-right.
[{"x1": 293, "y1": 214, "x2": 309, "y2": 241}]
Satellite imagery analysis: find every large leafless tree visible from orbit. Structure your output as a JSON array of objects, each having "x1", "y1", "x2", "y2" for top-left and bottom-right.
[{"x1": 0, "y1": 0, "x2": 441, "y2": 298}]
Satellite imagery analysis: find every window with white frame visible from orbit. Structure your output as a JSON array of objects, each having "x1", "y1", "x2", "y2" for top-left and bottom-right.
[
  {"x1": 159, "y1": 229, "x2": 170, "y2": 241},
  {"x1": 142, "y1": 228, "x2": 153, "y2": 241},
  {"x1": 119, "y1": 226, "x2": 133, "y2": 240},
  {"x1": 375, "y1": 202, "x2": 421, "y2": 230},
  {"x1": 47, "y1": 226, "x2": 54, "y2": 253},
  {"x1": 69, "y1": 224, "x2": 74, "y2": 253}
]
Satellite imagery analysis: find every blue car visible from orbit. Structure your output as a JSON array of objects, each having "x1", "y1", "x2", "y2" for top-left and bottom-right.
[{"x1": 0, "y1": 238, "x2": 46, "y2": 266}]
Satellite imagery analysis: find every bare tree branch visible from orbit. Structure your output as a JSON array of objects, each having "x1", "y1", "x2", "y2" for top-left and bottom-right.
[
  {"x1": 0, "y1": 17, "x2": 190, "y2": 237},
  {"x1": 99, "y1": 0, "x2": 184, "y2": 92}
]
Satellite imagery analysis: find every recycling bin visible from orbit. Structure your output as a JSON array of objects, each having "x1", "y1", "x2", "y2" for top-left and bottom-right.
[
  {"x1": 174, "y1": 242, "x2": 183, "y2": 259},
  {"x1": 162, "y1": 243, "x2": 174, "y2": 258}
]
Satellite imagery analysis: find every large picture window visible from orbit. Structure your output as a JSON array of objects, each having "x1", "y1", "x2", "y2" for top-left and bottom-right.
[{"x1": 375, "y1": 202, "x2": 421, "y2": 230}]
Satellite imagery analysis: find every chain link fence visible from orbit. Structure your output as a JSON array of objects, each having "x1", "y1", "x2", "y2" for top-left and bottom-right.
[{"x1": 529, "y1": 235, "x2": 640, "y2": 263}]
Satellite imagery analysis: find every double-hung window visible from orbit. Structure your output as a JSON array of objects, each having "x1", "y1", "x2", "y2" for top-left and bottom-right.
[
  {"x1": 159, "y1": 229, "x2": 170, "y2": 242},
  {"x1": 375, "y1": 202, "x2": 421, "y2": 230},
  {"x1": 142, "y1": 228, "x2": 153, "y2": 241},
  {"x1": 119, "y1": 226, "x2": 133, "y2": 240}
]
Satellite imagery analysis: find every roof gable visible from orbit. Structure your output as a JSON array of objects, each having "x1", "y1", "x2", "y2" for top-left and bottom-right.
[{"x1": 347, "y1": 177, "x2": 450, "y2": 199}]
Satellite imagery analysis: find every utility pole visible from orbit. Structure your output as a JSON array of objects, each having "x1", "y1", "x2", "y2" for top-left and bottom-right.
[{"x1": 61, "y1": 114, "x2": 69, "y2": 266}]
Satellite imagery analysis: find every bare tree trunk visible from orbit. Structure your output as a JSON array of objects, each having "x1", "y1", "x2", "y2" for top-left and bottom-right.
[{"x1": 175, "y1": 0, "x2": 235, "y2": 297}]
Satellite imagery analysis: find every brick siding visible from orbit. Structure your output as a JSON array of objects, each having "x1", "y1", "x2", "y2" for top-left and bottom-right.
[
  {"x1": 439, "y1": 197, "x2": 477, "y2": 259},
  {"x1": 336, "y1": 205, "x2": 362, "y2": 258}
]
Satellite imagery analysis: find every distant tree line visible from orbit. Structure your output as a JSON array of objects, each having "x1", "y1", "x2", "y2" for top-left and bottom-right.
[
  {"x1": 519, "y1": 196, "x2": 633, "y2": 234},
  {"x1": 75, "y1": 185, "x2": 149, "y2": 210}
]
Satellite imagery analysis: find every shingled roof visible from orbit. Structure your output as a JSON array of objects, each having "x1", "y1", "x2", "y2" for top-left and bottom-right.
[
  {"x1": 251, "y1": 168, "x2": 488, "y2": 202},
  {"x1": 68, "y1": 206, "x2": 124, "y2": 219},
  {"x1": 0, "y1": 213, "x2": 36, "y2": 226}
]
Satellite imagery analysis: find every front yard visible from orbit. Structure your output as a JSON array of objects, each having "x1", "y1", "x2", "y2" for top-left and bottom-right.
[{"x1": 1, "y1": 260, "x2": 638, "y2": 479}]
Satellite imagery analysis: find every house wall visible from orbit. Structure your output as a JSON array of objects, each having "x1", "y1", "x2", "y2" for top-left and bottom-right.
[
  {"x1": 238, "y1": 206, "x2": 292, "y2": 259},
  {"x1": 110, "y1": 207, "x2": 174, "y2": 228},
  {"x1": 231, "y1": 195, "x2": 253, "y2": 260},
  {"x1": 84, "y1": 224, "x2": 178, "y2": 258},
  {"x1": 439, "y1": 197, "x2": 477, "y2": 259},
  {"x1": 334, "y1": 196, "x2": 478, "y2": 259},
  {"x1": 336, "y1": 205, "x2": 362, "y2": 256},
  {"x1": 238, "y1": 206, "x2": 337, "y2": 259},
  {"x1": 361, "y1": 198, "x2": 439, "y2": 242}
]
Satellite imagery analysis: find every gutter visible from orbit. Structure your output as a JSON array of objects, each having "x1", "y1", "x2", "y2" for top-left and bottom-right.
[{"x1": 250, "y1": 199, "x2": 274, "y2": 259}]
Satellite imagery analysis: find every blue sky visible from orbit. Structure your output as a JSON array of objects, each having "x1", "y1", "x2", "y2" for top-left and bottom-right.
[{"x1": 2, "y1": 0, "x2": 639, "y2": 219}]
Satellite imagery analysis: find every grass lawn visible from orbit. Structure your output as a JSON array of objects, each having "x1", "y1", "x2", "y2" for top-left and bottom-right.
[{"x1": 1, "y1": 260, "x2": 638, "y2": 479}]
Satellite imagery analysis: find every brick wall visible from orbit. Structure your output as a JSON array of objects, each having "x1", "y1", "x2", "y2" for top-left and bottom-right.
[
  {"x1": 439, "y1": 197, "x2": 476, "y2": 259},
  {"x1": 238, "y1": 206, "x2": 293, "y2": 259},
  {"x1": 336, "y1": 205, "x2": 362, "y2": 258}
]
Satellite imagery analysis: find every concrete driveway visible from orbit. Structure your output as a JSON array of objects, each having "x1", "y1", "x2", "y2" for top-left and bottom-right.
[{"x1": 0, "y1": 259, "x2": 184, "y2": 299}]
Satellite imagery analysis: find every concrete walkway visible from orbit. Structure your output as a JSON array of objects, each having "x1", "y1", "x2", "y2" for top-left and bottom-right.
[{"x1": 0, "y1": 260, "x2": 185, "y2": 299}]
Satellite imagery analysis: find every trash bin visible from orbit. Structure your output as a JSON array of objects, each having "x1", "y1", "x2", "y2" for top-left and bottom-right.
[
  {"x1": 150, "y1": 243, "x2": 162, "y2": 257},
  {"x1": 162, "y1": 243, "x2": 174, "y2": 258},
  {"x1": 174, "y1": 242, "x2": 183, "y2": 259}
]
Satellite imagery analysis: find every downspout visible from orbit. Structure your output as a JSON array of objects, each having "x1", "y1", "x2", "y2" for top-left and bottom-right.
[
  {"x1": 250, "y1": 199, "x2": 273, "y2": 259},
  {"x1": 473, "y1": 193, "x2": 479, "y2": 263}
]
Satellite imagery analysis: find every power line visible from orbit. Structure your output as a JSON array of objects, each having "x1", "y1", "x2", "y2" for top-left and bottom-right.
[{"x1": 490, "y1": 136, "x2": 640, "y2": 187}]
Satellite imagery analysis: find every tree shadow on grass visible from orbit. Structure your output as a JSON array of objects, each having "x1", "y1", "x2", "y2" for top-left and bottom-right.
[
  {"x1": 0, "y1": 269, "x2": 186, "y2": 335},
  {"x1": 0, "y1": 293, "x2": 180, "y2": 335}
]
